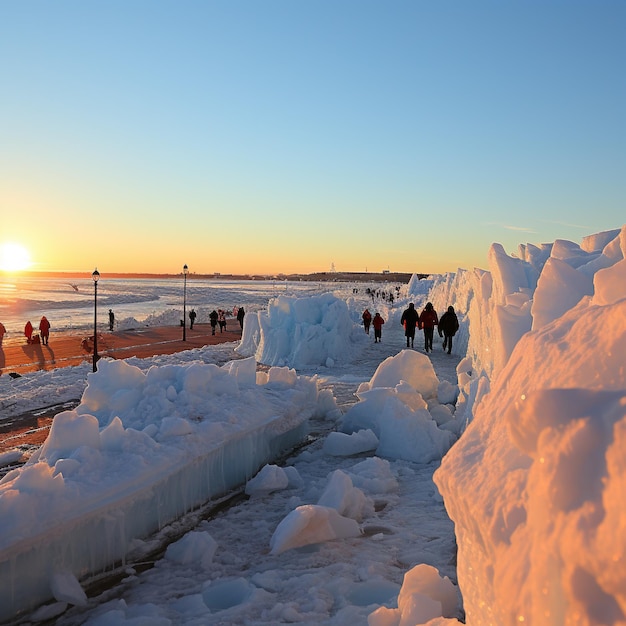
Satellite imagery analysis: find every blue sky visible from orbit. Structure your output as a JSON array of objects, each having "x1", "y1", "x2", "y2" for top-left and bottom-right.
[{"x1": 1, "y1": 1, "x2": 624, "y2": 274}]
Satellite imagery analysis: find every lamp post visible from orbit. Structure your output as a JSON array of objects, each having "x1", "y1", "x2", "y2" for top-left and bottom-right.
[
  {"x1": 92, "y1": 268, "x2": 100, "y2": 372},
  {"x1": 182, "y1": 264, "x2": 189, "y2": 341}
]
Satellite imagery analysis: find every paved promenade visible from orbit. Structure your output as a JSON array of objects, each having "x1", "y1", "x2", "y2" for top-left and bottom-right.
[{"x1": 0, "y1": 323, "x2": 242, "y2": 377}]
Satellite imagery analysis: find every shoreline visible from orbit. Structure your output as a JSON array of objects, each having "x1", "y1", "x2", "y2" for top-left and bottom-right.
[{"x1": 8, "y1": 270, "x2": 420, "y2": 282}]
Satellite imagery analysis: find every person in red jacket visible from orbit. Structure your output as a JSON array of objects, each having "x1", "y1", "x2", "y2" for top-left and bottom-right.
[
  {"x1": 372, "y1": 312, "x2": 385, "y2": 343},
  {"x1": 39, "y1": 316, "x2": 51, "y2": 345},
  {"x1": 362, "y1": 308, "x2": 372, "y2": 335},
  {"x1": 418, "y1": 302, "x2": 438, "y2": 353}
]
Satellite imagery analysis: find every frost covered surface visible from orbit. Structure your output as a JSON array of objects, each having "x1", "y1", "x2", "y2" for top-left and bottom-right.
[
  {"x1": 339, "y1": 349, "x2": 461, "y2": 463},
  {"x1": 0, "y1": 356, "x2": 329, "y2": 620},
  {"x1": 236, "y1": 291, "x2": 368, "y2": 367},
  {"x1": 2, "y1": 225, "x2": 625, "y2": 625},
  {"x1": 1, "y1": 279, "x2": 464, "y2": 625},
  {"x1": 434, "y1": 225, "x2": 626, "y2": 625}
]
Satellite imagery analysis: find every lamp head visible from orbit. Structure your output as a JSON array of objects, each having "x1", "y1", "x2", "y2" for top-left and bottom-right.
[
  {"x1": 92, "y1": 268, "x2": 100, "y2": 283},
  {"x1": 183, "y1": 264, "x2": 189, "y2": 275}
]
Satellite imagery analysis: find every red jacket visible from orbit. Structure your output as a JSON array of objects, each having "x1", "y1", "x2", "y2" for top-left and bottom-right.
[
  {"x1": 39, "y1": 317, "x2": 50, "y2": 334},
  {"x1": 418, "y1": 309, "x2": 438, "y2": 330},
  {"x1": 372, "y1": 314, "x2": 385, "y2": 330}
]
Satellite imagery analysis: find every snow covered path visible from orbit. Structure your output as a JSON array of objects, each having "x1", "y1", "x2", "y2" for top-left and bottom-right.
[{"x1": 48, "y1": 320, "x2": 462, "y2": 626}]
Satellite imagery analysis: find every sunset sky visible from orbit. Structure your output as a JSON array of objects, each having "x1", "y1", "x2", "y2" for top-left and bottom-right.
[{"x1": 1, "y1": 1, "x2": 624, "y2": 276}]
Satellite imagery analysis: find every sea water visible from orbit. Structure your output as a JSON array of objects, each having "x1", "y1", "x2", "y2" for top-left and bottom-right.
[{"x1": 0, "y1": 275, "x2": 330, "y2": 337}]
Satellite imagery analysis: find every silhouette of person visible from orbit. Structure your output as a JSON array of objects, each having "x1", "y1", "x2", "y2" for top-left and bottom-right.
[
  {"x1": 372, "y1": 312, "x2": 385, "y2": 343},
  {"x1": 362, "y1": 309, "x2": 372, "y2": 334},
  {"x1": 418, "y1": 302, "x2": 439, "y2": 353},
  {"x1": 0, "y1": 321, "x2": 5, "y2": 346},
  {"x1": 109, "y1": 309, "x2": 115, "y2": 331},
  {"x1": 39, "y1": 316, "x2": 50, "y2": 345},
  {"x1": 400, "y1": 303, "x2": 419, "y2": 348},
  {"x1": 438, "y1": 305, "x2": 459, "y2": 354},
  {"x1": 209, "y1": 310, "x2": 218, "y2": 335},
  {"x1": 218, "y1": 309, "x2": 226, "y2": 332},
  {"x1": 189, "y1": 308, "x2": 197, "y2": 330},
  {"x1": 24, "y1": 321, "x2": 33, "y2": 343},
  {"x1": 236, "y1": 306, "x2": 245, "y2": 330}
]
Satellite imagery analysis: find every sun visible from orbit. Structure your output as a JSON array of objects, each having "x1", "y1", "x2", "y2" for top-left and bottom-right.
[{"x1": 0, "y1": 242, "x2": 32, "y2": 272}]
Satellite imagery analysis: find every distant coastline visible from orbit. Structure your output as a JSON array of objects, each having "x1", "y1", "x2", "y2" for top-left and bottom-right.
[{"x1": 14, "y1": 270, "x2": 428, "y2": 283}]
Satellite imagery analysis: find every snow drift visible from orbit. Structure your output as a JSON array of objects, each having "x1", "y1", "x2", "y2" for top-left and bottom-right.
[
  {"x1": 433, "y1": 225, "x2": 626, "y2": 626},
  {"x1": 0, "y1": 357, "x2": 332, "y2": 621}
]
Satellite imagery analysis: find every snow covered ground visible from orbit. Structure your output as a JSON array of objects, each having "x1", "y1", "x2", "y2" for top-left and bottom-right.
[{"x1": 2, "y1": 225, "x2": 625, "y2": 626}]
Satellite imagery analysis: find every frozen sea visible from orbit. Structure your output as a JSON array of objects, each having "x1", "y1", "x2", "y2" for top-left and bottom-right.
[{"x1": 0, "y1": 275, "x2": 348, "y2": 337}]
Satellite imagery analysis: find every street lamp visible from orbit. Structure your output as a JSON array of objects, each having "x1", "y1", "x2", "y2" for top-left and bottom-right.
[
  {"x1": 182, "y1": 264, "x2": 189, "y2": 341},
  {"x1": 92, "y1": 268, "x2": 100, "y2": 372}
]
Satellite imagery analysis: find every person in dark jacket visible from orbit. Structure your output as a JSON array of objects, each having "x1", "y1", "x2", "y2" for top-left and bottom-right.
[
  {"x1": 189, "y1": 308, "x2": 197, "y2": 330},
  {"x1": 418, "y1": 302, "x2": 438, "y2": 353},
  {"x1": 209, "y1": 310, "x2": 218, "y2": 335},
  {"x1": 236, "y1": 306, "x2": 245, "y2": 330},
  {"x1": 400, "y1": 303, "x2": 419, "y2": 348},
  {"x1": 438, "y1": 306, "x2": 459, "y2": 354},
  {"x1": 218, "y1": 309, "x2": 226, "y2": 332}
]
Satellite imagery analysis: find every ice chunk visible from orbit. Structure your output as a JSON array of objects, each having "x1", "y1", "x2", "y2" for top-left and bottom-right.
[{"x1": 270, "y1": 505, "x2": 361, "y2": 554}]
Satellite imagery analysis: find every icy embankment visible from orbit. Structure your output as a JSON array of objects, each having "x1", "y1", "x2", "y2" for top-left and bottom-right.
[
  {"x1": 431, "y1": 226, "x2": 626, "y2": 625},
  {"x1": 236, "y1": 291, "x2": 368, "y2": 367},
  {"x1": 0, "y1": 357, "x2": 335, "y2": 621}
]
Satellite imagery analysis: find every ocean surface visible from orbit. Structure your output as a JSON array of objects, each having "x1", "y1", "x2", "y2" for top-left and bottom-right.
[{"x1": 0, "y1": 275, "x2": 361, "y2": 338}]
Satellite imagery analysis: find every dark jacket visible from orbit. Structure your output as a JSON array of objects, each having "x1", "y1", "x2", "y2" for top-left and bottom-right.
[
  {"x1": 400, "y1": 304, "x2": 419, "y2": 334},
  {"x1": 439, "y1": 307, "x2": 459, "y2": 337}
]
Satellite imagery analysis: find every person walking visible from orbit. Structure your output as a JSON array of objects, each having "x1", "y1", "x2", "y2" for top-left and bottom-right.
[
  {"x1": 400, "y1": 302, "x2": 419, "y2": 348},
  {"x1": 218, "y1": 309, "x2": 226, "y2": 332},
  {"x1": 418, "y1": 302, "x2": 438, "y2": 353},
  {"x1": 362, "y1": 308, "x2": 372, "y2": 335},
  {"x1": 236, "y1": 306, "x2": 245, "y2": 330},
  {"x1": 108, "y1": 309, "x2": 115, "y2": 331},
  {"x1": 189, "y1": 308, "x2": 197, "y2": 330},
  {"x1": 24, "y1": 321, "x2": 33, "y2": 343},
  {"x1": 372, "y1": 312, "x2": 385, "y2": 343},
  {"x1": 438, "y1": 305, "x2": 459, "y2": 354},
  {"x1": 209, "y1": 310, "x2": 218, "y2": 335}
]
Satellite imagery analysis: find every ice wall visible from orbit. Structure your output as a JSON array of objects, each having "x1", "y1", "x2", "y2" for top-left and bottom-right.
[
  {"x1": 0, "y1": 358, "x2": 331, "y2": 621},
  {"x1": 433, "y1": 225, "x2": 626, "y2": 625},
  {"x1": 236, "y1": 292, "x2": 367, "y2": 367},
  {"x1": 428, "y1": 226, "x2": 624, "y2": 381}
]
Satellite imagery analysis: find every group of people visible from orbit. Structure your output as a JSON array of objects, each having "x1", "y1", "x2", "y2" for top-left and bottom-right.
[
  {"x1": 189, "y1": 306, "x2": 245, "y2": 336},
  {"x1": 401, "y1": 302, "x2": 459, "y2": 353},
  {"x1": 23, "y1": 316, "x2": 51, "y2": 345},
  {"x1": 362, "y1": 302, "x2": 459, "y2": 353},
  {"x1": 208, "y1": 309, "x2": 229, "y2": 335},
  {"x1": 361, "y1": 308, "x2": 385, "y2": 343}
]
